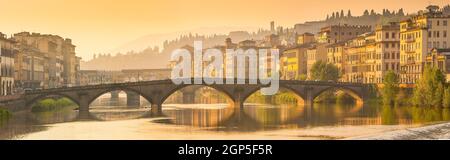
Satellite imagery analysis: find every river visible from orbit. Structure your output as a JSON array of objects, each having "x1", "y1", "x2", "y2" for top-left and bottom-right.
[{"x1": 2, "y1": 97, "x2": 450, "y2": 140}]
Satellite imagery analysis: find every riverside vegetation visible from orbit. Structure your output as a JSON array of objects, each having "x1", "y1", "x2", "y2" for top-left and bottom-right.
[
  {"x1": 31, "y1": 98, "x2": 78, "y2": 112},
  {"x1": 382, "y1": 65, "x2": 450, "y2": 108}
]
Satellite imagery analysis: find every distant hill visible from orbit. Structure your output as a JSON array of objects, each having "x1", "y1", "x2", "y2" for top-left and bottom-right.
[
  {"x1": 294, "y1": 8, "x2": 407, "y2": 34},
  {"x1": 81, "y1": 29, "x2": 272, "y2": 70}
]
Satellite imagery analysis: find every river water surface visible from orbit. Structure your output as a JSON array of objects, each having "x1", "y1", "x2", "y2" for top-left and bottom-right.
[{"x1": 1, "y1": 102, "x2": 450, "y2": 140}]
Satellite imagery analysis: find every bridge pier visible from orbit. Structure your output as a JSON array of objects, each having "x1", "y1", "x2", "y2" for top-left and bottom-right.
[
  {"x1": 234, "y1": 99, "x2": 244, "y2": 109},
  {"x1": 78, "y1": 94, "x2": 91, "y2": 120},
  {"x1": 304, "y1": 98, "x2": 314, "y2": 107},
  {"x1": 110, "y1": 91, "x2": 120, "y2": 106},
  {"x1": 151, "y1": 103, "x2": 163, "y2": 116},
  {"x1": 126, "y1": 92, "x2": 140, "y2": 107}
]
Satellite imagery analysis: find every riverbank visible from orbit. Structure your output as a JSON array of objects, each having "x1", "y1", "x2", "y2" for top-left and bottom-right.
[{"x1": 347, "y1": 122, "x2": 450, "y2": 140}]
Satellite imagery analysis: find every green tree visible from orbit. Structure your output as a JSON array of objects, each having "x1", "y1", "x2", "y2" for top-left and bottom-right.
[
  {"x1": 382, "y1": 70, "x2": 399, "y2": 105},
  {"x1": 443, "y1": 86, "x2": 450, "y2": 108},
  {"x1": 412, "y1": 65, "x2": 446, "y2": 107},
  {"x1": 310, "y1": 60, "x2": 340, "y2": 81}
]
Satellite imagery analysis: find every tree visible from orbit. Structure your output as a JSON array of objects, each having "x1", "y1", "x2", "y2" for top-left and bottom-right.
[
  {"x1": 398, "y1": 8, "x2": 405, "y2": 16},
  {"x1": 370, "y1": 9, "x2": 376, "y2": 16},
  {"x1": 412, "y1": 65, "x2": 446, "y2": 107},
  {"x1": 363, "y1": 10, "x2": 370, "y2": 16},
  {"x1": 382, "y1": 70, "x2": 399, "y2": 105},
  {"x1": 310, "y1": 60, "x2": 340, "y2": 81},
  {"x1": 347, "y1": 10, "x2": 352, "y2": 17},
  {"x1": 443, "y1": 86, "x2": 450, "y2": 107}
]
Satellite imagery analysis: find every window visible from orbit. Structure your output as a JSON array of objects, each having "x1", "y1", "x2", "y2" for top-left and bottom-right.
[
  {"x1": 444, "y1": 20, "x2": 448, "y2": 26},
  {"x1": 429, "y1": 31, "x2": 432, "y2": 38},
  {"x1": 437, "y1": 31, "x2": 440, "y2": 38},
  {"x1": 437, "y1": 20, "x2": 440, "y2": 26},
  {"x1": 444, "y1": 31, "x2": 447, "y2": 38},
  {"x1": 392, "y1": 32, "x2": 396, "y2": 39},
  {"x1": 386, "y1": 32, "x2": 389, "y2": 39}
]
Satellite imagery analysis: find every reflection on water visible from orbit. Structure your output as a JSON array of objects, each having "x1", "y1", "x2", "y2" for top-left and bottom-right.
[
  {"x1": 161, "y1": 104, "x2": 450, "y2": 131},
  {"x1": 0, "y1": 108, "x2": 78, "y2": 139},
  {"x1": 2, "y1": 103, "x2": 450, "y2": 139}
]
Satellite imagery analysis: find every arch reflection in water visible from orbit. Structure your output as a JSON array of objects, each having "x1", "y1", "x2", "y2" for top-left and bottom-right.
[
  {"x1": 89, "y1": 90, "x2": 152, "y2": 121},
  {"x1": 159, "y1": 103, "x2": 450, "y2": 131}
]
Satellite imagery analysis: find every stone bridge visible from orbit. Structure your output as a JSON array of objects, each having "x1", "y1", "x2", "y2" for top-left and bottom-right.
[{"x1": 20, "y1": 79, "x2": 373, "y2": 119}]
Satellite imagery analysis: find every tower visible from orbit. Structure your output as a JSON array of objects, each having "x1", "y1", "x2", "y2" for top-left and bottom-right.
[{"x1": 270, "y1": 21, "x2": 275, "y2": 33}]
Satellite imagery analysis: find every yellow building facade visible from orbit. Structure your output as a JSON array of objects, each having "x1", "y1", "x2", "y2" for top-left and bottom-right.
[{"x1": 400, "y1": 7, "x2": 450, "y2": 84}]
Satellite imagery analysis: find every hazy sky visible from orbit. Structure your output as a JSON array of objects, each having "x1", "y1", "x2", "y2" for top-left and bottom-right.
[{"x1": 0, "y1": 0, "x2": 447, "y2": 60}]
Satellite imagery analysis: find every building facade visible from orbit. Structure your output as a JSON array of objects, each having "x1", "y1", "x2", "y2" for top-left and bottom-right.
[
  {"x1": 281, "y1": 44, "x2": 311, "y2": 80},
  {"x1": 400, "y1": 6, "x2": 450, "y2": 84},
  {"x1": 306, "y1": 43, "x2": 328, "y2": 79},
  {"x1": 426, "y1": 48, "x2": 450, "y2": 81},
  {"x1": 12, "y1": 32, "x2": 81, "y2": 88},
  {"x1": 317, "y1": 24, "x2": 372, "y2": 44},
  {"x1": 0, "y1": 33, "x2": 16, "y2": 95}
]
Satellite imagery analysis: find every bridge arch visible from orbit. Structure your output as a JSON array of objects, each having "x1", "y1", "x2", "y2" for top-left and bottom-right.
[
  {"x1": 26, "y1": 93, "x2": 80, "y2": 111},
  {"x1": 312, "y1": 86, "x2": 364, "y2": 104},
  {"x1": 242, "y1": 85, "x2": 307, "y2": 105},
  {"x1": 87, "y1": 87, "x2": 153, "y2": 107},
  {"x1": 161, "y1": 84, "x2": 235, "y2": 105}
]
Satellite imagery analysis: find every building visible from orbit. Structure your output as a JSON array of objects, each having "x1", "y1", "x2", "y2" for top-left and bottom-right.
[
  {"x1": 344, "y1": 34, "x2": 372, "y2": 83},
  {"x1": 13, "y1": 40, "x2": 46, "y2": 89},
  {"x1": 297, "y1": 32, "x2": 315, "y2": 45},
  {"x1": 375, "y1": 22, "x2": 401, "y2": 79},
  {"x1": 120, "y1": 69, "x2": 171, "y2": 82},
  {"x1": 317, "y1": 24, "x2": 372, "y2": 44},
  {"x1": 0, "y1": 33, "x2": 16, "y2": 95},
  {"x1": 12, "y1": 32, "x2": 81, "y2": 88},
  {"x1": 426, "y1": 48, "x2": 450, "y2": 81},
  {"x1": 400, "y1": 5, "x2": 450, "y2": 84},
  {"x1": 340, "y1": 22, "x2": 400, "y2": 84},
  {"x1": 79, "y1": 69, "x2": 171, "y2": 86},
  {"x1": 306, "y1": 43, "x2": 327, "y2": 79},
  {"x1": 326, "y1": 41, "x2": 346, "y2": 80},
  {"x1": 79, "y1": 70, "x2": 120, "y2": 85},
  {"x1": 281, "y1": 44, "x2": 312, "y2": 80}
]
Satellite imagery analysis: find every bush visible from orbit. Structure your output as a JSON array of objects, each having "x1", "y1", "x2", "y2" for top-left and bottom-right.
[
  {"x1": 0, "y1": 108, "x2": 11, "y2": 124},
  {"x1": 32, "y1": 98, "x2": 77, "y2": 112},
  {"x1": 382, "y1": 70, "x2": 399, "y2": 105}
]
